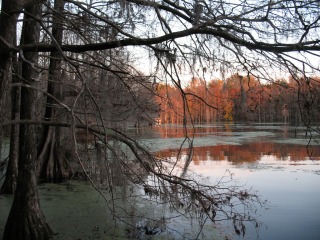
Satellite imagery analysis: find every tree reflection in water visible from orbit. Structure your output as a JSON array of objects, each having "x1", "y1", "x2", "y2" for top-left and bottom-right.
[
  {"x1": 157, "y1": 142, "x2": 320, "y2": 165},
  {"x1": 154, "y1": 124, "x2": 320, "y2": 240}
]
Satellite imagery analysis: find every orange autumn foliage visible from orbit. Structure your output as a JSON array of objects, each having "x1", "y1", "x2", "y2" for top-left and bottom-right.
[{"x1": 155, "y1": 74, "x2": 320, "y2": 124}]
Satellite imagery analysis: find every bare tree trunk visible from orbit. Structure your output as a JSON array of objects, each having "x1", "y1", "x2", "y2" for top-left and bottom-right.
[
  {"x1": 4, "y1": 2, "x2": 53, "y2": 239},
  {"x1": 37, "y1": 0, "x2": 72, "y2": 182},
  {"x1": 0, "y1": 0, "x2": 25, "y2": 194},
  {"x1": 0, "y1": 1, "x2": 16, "y2": 124},
  {"x1": 0, "y1": 63, "x2": 20, "y2": 194}
]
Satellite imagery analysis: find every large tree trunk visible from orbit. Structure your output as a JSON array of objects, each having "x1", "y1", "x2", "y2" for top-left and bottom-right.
[
  {"x1": 0, "y1": 0, "x2": 16, "y2": 123},
  {"x1": 3, "y1": 2, "x2": 53, "y2": 239},
  {"x1": 37, "y1": 0, "x2": 72, "y2": 182},
  {"x1": 0, "y1": 0, "x2": 24, "y2": 194},
  {"x1": 0, "y1": 63, "x2": 20, "y2": 194}
]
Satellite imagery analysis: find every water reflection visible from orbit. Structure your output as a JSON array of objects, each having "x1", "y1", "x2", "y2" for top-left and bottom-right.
[
  {"x1": 154, "y1": 124, "x2": 320, "y2": 240},
  {"x1": 157, "y1": 142, "x2": 320, "y2": 165}
]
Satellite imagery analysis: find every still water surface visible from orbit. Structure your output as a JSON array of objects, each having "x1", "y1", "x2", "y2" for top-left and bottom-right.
[
  {"x1": 1, "y1": 123, "x2": 319, "y2": 239},
  {"x1": 152, "y1": 123, "x2": 320, "y2": 240}
]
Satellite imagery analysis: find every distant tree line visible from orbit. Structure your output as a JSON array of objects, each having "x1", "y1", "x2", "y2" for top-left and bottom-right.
[{"x1": 155, "y1": 74, "x2": 320, "y2": 125}]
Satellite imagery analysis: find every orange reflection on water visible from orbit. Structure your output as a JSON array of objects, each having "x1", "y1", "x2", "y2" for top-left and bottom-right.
[{"x1": 157, "y1": 142, "x2": 320, "y2": 165}]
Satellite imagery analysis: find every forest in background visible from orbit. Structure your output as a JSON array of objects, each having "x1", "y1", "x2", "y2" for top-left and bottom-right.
[{"x1": 156, "y1": 74, "x2": 320, "y2": 124}]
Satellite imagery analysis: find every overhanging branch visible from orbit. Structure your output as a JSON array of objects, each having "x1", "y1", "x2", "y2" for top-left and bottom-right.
[{"x1": 8, "y1": 28, "x2": 319, "y2": 54}]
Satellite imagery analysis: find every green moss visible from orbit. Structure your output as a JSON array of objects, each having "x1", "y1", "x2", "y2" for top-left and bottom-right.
[{"x1": 0, "y1": 181, "x2": 223, "y2": 240}]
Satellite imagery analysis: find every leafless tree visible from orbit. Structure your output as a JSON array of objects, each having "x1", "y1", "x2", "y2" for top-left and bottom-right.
[{"x1": 0, "y1": 0, "x2": 319, "y2": 239}]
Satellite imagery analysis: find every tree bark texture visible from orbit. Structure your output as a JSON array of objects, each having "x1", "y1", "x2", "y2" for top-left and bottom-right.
[
  {"x1": 37, "y1": 0, "x2": 72, "y2": 182},
  {"x1": 0, "y1": 0, "x2": 26, "y2": 194},
  {"x1": 1, "y1": 61, "x2": 21, "y2": 194},
  {"x1": 0, "y1": 0, "x2": 21, "y2": 125},
  {"x1": 3, "y1": 2, "x2": 53, "y2": 239}
]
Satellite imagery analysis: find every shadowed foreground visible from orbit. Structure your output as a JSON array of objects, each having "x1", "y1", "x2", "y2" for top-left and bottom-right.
[{"x1": 0, "y1": 181, "x2": 225, "y2": 240}]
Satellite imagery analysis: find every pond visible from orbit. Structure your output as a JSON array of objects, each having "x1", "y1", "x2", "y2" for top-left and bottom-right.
[
  {"x1": 0, "y1": 123, "x2": 319, "y2": 240},
  {"x1": 149, "y1": 123, "x2": 320, "y2": 240}
]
